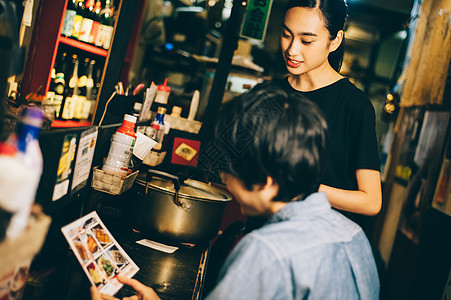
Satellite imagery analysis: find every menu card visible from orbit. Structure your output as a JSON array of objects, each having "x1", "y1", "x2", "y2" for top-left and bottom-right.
[{"x1": 61, "y1": 211, "x2": 139, "y2": 295}]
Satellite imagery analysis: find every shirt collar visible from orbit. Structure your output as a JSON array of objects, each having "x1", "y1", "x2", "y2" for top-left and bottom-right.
[{"x1": 267, "y1": 192, "x2": 331, "y2": 224}]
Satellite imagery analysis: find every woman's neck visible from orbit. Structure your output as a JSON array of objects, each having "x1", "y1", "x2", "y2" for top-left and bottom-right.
[{"x1": 288, "y1": 65, "x2": 343, "y2": 92}]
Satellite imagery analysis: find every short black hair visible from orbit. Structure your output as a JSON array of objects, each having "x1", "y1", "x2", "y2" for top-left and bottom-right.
[{"x1": 215, "y1": 86, "x2": 328, "y2": 202}]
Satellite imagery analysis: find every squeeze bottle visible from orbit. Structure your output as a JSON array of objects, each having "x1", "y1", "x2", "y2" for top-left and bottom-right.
[
  {"x1": 154, "y1": 78, "x2": 170, "y2": 106},
  {"x1": 102, "y1": 114, "x2": 137, "y2": 176}
]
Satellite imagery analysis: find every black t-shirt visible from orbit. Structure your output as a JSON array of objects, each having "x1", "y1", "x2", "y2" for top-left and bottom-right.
[{"x1": 266, "y1": 77, "x2": 380, "y2": 233}]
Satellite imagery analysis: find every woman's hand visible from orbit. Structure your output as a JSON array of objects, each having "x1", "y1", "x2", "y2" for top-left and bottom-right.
[{"x1": 90, "y1": 276, "x2": 160, "y2": 300}]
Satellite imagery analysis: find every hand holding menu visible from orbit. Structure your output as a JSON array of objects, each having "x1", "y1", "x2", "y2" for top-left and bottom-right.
[{"x1": 61, "y1": 211, "x2": 139, "y2": 295}]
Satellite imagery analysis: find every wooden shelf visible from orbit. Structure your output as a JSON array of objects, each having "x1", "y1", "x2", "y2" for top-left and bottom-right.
[{"x1": 59, "y1": 36, "x2": 108, "y2": 57}]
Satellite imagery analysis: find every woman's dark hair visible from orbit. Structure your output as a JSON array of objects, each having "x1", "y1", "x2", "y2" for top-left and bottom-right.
[
  {"x1": 215, "y1": 86, "x2": 328, "y2": 202},
  {"x1": 285, "y1": 0, "x2": 348, "y2": 72}
]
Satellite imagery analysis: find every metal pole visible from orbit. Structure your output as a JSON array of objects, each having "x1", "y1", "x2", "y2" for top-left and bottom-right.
[{"x1": 200, "y1": 0, "x2": 247, "y2": 141}]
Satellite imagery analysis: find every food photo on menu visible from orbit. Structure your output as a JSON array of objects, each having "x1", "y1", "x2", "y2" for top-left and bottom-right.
[{"x1": 61, "y1": 211, "x2": 139, "y2": 295}]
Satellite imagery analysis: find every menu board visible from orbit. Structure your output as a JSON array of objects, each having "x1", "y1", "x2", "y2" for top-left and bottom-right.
[{"x1": 61, "y1": 211, "x2": 139, "y2": 295}]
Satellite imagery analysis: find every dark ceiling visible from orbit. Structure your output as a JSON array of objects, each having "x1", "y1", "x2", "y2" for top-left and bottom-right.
[{"x1": 346, "y1": 0, "x2": 415, "y2": 36}]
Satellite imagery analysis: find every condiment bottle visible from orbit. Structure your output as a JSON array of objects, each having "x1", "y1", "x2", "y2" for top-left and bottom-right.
[
  {"x1": 102, "y1": 114, "x2": 137, "y2": 176},
  {"x1": 154, "y1": 78, "x2": 170, "y2": 107},
  {"x1": 171, "y1": 106, "x2": 182, "y2": 118},
  {"x1": 151, "y1": 107, "x2": 166, "y2": 150}
]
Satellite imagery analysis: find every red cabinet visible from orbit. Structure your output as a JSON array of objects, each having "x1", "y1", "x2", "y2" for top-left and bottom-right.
[{"x1": 21, "y1": 0, "x2": 145, "y2": 126}]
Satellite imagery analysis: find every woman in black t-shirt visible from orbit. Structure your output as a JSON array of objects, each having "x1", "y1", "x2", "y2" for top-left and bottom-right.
[{"x1": 267, "y1": 0, "x2": 382, "y2": 225}]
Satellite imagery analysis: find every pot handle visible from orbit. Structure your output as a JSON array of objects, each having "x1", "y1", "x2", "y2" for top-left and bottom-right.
[
  {"x1": 146, "y1": 169, "x2": 188, "y2": 209},
  {"x1": 146, "y1": 169, "x2": 183, "y2": 191}
]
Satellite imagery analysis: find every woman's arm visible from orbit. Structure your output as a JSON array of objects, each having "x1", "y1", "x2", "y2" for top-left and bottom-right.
[{"x1": 319, "y1": 169, "x2": 382, "y2": 216}]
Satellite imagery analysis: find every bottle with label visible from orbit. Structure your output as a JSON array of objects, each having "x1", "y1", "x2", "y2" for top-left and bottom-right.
[
  {"x1": 74, "y1": 58, "x2": 90, "y2": 119},
  {"x1": 78, "y1": 58, "x2": 90, "y2": 97},
  {"x1": 50, "y1": 52, "x2": 67, "y2": 92},
  {"x1": 78, "y1": 0, "x2": 95, "y2": 42},
  {"x1": 82, "y1": 59, "x2": 96, "y2": 119},
  {"x1": 103, "y1": 114, "x2": 137, "y2": 176},
  {"x1": 52, "y1": 52, "x2": 68, "y2": 118},
  {"x1": 71, "y1": 0, "x2": 85, "y2": 39},
  {"x1": 61, "y1": 0, "x2": 77, "y2": 37},
  {"x1": 151, "y1": 107, "x2": 166, "y2": 150},
  {"x1": 89, "y1": 0, "x2": 102, "y2": 44},
  {"x1": 88, "y1": 66, "x2": 102, "y2": 117},
  {"x1": 49, "y1": 66, "x2": 57, "y2": 94},
  {"x1": 53, "y1": 52, "x2": 68, "y2": 95},
  {"x1": 100, "y1": 0, "x2": 114, "y2": 50},
  {"x1": 60, "y1": 54, "x2": 79, "y2": 120}
]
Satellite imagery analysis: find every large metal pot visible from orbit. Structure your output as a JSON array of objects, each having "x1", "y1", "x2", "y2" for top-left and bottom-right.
[{"x1": 128, "y1": 169, "x2": 232, "y2": 244}]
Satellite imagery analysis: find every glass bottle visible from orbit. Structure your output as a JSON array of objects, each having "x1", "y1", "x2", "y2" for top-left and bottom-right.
[
  {"x1": 74, "y1": 58, "x2": 89, "y2": 119},
  {"x1": 90, "y1": 0, "x2": 102, "y2": 44},
  {"x1": 71, "y1": 0, "x2": 85, "y2": 39},
  {"x1": 100, "y1": 0, "x2": 114, "y2": 50},
  {"x1": 53, "y1": 52, "x2": 68, "y2": 96},
  {"x1": 81, "y1": 59, "x2": 96, "y2": 119},
  {"x1": 60, "y1": 54, "x2": 79, "y2": 120},
  {"x1": 52, "y1": 52, "x2": 69, "y2": 118},
  {"x1": 151, "y1": 107, "x2": 166, "y2": 150},
  {"x1": 61, "y1": 0, "x2": 77, "y2": 37},
  {"x1": 78, "y1": 0, "x2": 95, "y2": 42}
]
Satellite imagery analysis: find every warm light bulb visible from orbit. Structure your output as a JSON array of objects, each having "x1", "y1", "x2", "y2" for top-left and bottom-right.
[{"x1": 386, "y1": 93, "x2": 394, "y2": 101}]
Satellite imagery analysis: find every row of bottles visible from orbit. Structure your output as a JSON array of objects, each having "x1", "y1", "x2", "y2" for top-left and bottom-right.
[
  {"x1": 61, "y1": 0, "x2": 116, "y2": 50},
  {"x1": 101, "y1": 79, "x2": 203, "y2": 172},
  {"x1": 137, "y1": 80, "x2": 172, "y2": 152},
  {"x1": 45, "y1": 49, "x2": 103, "y2": 121}
]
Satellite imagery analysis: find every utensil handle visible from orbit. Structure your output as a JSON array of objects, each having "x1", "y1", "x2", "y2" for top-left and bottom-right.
[
  {"x1": 146, "y1": 169, "x2": 183, "y2": 191},
  {"x1": 146, "y1": 169, "x2": 189, "y2": 209}
]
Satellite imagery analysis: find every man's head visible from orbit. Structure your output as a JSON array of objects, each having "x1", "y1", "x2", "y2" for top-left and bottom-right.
[{"x1": 215, "y1": 86, "x2": 327, "y2": 215}]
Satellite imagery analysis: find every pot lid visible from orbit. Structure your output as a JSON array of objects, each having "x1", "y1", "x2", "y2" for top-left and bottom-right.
[{"x1": 136, "y1": 177, "x2": 232, "y2": 202}]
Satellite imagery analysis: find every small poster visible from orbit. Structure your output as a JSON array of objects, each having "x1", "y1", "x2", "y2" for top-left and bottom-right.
[
  {"x1": 52, "y1": 134, "x2": 78, "y2": 201},
  {"x1": 61, "y1": 211, "x2": 139, "y2": 295},
  {"x1": 240, "y1": 0, "x2": 274, "y2": 41},
  {"x1": 72, "y1": 127, "x2": 98, "y2": 192},
  {"x1": 171, "y1": 138, "x2": 201, "y2": 167}
]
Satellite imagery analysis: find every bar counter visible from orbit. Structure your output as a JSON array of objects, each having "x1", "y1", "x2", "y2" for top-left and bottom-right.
[
  {"x1": 105, "y1": 224, "x2": 210, "y2": 300},
  {"x1": 23, "y1": 204, "x2": 210, "y2": 300}
]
